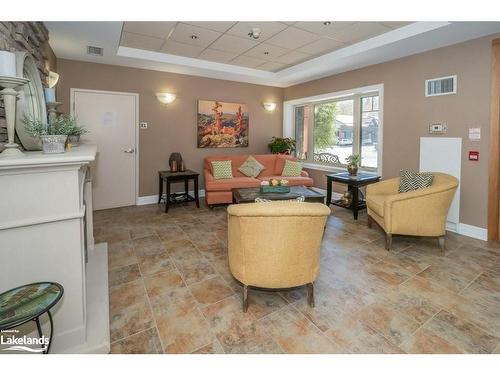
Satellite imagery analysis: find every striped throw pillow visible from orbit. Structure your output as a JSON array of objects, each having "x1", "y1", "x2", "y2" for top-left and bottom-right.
[
  {"x1": 211, "y1": 160, "x2": 233, "y2": 180},
  {"x1": 281, "y1": 160, "x2": 303, "y2": 177},
  {"x1": 399, "y1": 170, "x2": 434, "y2": 193}
]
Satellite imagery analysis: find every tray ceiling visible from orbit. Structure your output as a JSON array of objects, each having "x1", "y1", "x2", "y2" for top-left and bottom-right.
[{"x1": 120, "y1": 21, "x2": 411, "y2": 71}]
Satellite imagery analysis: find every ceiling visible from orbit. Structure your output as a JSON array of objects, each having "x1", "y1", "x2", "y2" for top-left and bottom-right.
[
  {"x1": 120, "y1": 22, "x2": 411, "y2": 71},
  {"x1": 46, "y1": 22, "x2": 500, "y2": 87}
]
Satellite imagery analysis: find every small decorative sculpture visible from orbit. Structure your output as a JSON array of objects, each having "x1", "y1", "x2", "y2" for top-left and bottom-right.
[
  {"x1": 179, "y1": 159, "x2": 186, "y2": 172},
  {"x1": 169, "y1": 152, "x2": 183, "y2": 172}
]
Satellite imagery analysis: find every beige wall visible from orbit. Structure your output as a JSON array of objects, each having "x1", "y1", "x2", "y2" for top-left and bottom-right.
[
  {"x1": 57, "y1": 32, "x2": 496, "y2": 228},
  {"x1": 285, "y1": 34, "x2": 499, "y2": 228},
  {"x1": 56, "y1": 59, "x2": 283, "y2": 196}
]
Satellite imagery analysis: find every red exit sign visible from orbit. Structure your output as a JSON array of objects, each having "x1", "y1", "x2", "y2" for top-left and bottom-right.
[{"x1": 469, "y1": 151, "x2": 479, "y2": 161}]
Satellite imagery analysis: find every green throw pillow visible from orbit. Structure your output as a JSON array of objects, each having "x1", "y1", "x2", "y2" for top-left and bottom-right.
[
  {"x1": 399, "y1": 170, "x2": 434, "y2": 193},
  {"x1": 238, "y1": 156, "x2": 265, "y2": 178},
  {"x1": 281, "y1": 160, "x2": 303, "y2": 177},
  {"x1": 211, "y1": 160, "x2": 233, "y2": 180}
]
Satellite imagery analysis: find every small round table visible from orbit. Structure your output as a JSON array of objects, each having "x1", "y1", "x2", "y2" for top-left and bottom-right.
[{"x1": 0, "y1": 282, "x2": 63, "y2": 354}]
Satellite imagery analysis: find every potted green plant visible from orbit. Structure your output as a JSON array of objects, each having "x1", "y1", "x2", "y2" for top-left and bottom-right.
[
  {"x1": 23, "y1": 117, "x2": 65, "y2": 154},
  {"x1": 24, "y1": 115, "x2": 88, "y2": 153},
  {"x1": 345, "y1": 154, "x2": 361, "y2": 176},
  {"x1": 58, "y1": 115, "x2": 88, "y2": 146},
  {"x1": 268, "y1": 137, "x2": 296, "y2": 154}
]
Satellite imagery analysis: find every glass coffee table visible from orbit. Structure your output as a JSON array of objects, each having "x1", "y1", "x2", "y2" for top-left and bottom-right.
[{"x1": 232, "y1": 185, "x2": 325, "y2": 204}]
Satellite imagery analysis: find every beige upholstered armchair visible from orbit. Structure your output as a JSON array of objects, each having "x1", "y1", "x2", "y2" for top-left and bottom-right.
[
  {"x1": 227, "y1": 201, "x2": 330, "y2": 311},
  {"x1": 366, "y1": 172, "x2": 458, "y2": 251}
]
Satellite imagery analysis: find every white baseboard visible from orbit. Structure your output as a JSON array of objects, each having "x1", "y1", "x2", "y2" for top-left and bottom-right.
[
  {"x1": 455, "y1": 223, "x2": 488, "y2": 241},
  {"x1": 136, "y1": 189, "x2": 206, "y2": 206}
]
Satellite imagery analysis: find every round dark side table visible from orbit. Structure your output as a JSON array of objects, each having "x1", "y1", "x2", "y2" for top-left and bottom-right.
[{"x1": 0, "y1": 282, "x2": 63, "y2": 354}]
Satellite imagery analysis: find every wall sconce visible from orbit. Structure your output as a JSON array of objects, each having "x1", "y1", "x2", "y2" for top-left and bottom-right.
[
  {"x1": 156, "y1": 92, "x2": 176, "y2": 105},
  {"x1": 263, "y1": 102, "x2": 277, "y2": 112}
]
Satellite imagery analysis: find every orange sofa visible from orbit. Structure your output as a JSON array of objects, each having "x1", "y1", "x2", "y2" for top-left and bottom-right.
[{"x1": 204, "y1": 154, "x2": 314, "y2": 205}]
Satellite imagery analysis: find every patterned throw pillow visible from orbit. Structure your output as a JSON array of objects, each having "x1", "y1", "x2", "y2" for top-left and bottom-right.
[
  {"x1": 281, "y1": 160, "x2": 303, "y2": 177},
  {"x1": 211, "y1": 160, "x2": 233, "y2": 180},
  {"x1": 238, "y1": 156, "x2": 265, "y2": 178},
  {"x1": 399, "y1": 170, "x2": 434, "y2": 193}
]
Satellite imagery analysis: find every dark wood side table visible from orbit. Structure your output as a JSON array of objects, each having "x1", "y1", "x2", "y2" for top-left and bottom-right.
[
  {"x1": 158, "y1": 169, "x2": 200, "y2": 213},
  {"x1": 326, "y1": 172, "x2": 381, "y2": 220}
]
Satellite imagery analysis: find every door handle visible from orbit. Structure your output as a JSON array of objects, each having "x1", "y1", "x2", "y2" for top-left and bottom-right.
[{"x1": 124, "y1": 148, "x2": 135, "y2": 154}]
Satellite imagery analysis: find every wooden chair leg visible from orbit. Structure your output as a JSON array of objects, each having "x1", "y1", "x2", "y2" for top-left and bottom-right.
[
  {"x1": 243, "y1": 285, "x2": 249, "y2": 312},
  {"x1": 385, "y1": 233, "x2": 392, "y2": 251},
  {"x1": 307, "y1": 282, "x2": 315, "y2": 308}
]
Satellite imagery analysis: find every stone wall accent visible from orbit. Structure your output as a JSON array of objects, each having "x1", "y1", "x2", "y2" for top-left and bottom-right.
[{"x1": 0, "y1": 22, "x2": 54, "y2": 144}]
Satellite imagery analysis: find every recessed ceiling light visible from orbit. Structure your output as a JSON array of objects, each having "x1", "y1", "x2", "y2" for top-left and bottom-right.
[
  {"x1": 248, "y1": 27, "x2": 261, "y2": 39},
  {"x1": 323, "y1": 21, "x2": 332, "y2": 26},
  {"x1": 190, "y1": 35, "x2": 198, "y2": 40}
]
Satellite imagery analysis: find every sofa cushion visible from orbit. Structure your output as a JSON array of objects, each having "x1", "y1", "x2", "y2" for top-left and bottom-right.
[
  {"x1": 238, "y1": 156, "x2": 265, "y2": 178},
  {"x1": 399, "y1": 170, "x2": 434, "y2": 193},
  {"x1": 274, "y1": 154, "x2": 297, "y2": 174},
  {"x1": 206, "y1": 176, "x2": 261, "y2": 192},
  {"x1": 281, "y1": 160, "x2": 303, "y2": 177},
  {"x1": 366, "y1": 194, "x2": 385, "y2": 217},
  {"x1": 259, "y1": 175, "x2": 313, "y2": 187},
  {"x1": 205, "y1": 155, "x2": 279, "y2": 178},
  {"x1": 211, "y1": 160, "x2": 233, "y2": 179}
]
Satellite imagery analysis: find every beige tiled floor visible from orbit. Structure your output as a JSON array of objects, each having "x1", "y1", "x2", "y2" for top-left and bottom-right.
[{"x1": 94, "y1": 200, "x2": 500, "y2": 354}]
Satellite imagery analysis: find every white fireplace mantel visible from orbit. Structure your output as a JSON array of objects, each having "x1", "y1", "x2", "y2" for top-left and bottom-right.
[{"x1": 0, "y1": 144, "x2": 110, "y2": 354}]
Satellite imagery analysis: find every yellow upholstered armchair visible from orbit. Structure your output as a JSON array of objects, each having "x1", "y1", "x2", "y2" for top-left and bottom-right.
[
  {"x1": 227, "y1": 201, "x2": 330, "y2": 311},
  {"x1": 366, "y1": 172, "x2": 458, "y2": 251}
]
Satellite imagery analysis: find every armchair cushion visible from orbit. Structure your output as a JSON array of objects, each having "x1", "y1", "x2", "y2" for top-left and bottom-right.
[{"x1": 366, "y1": 193, "x2": 385, "y2": 217}]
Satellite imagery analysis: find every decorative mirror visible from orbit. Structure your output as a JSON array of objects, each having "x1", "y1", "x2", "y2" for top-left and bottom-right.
[{"x1": 15, "y1": 52, "x2": 47, "y2": 151}]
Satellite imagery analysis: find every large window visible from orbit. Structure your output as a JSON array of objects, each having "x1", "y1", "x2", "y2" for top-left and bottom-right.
[{"x1": 293, "y1": 91, "x2": 381, "y2": 171}]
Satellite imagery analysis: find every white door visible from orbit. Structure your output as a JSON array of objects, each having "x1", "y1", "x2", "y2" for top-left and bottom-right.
[{"x1": 72, "y1": 89, "x2": 138, "y2": 210}]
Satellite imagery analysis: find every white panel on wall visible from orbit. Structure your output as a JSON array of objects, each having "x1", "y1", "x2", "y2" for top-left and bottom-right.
[{"x1": 419, "y1": 137, "x2": 462, "y2": 231}]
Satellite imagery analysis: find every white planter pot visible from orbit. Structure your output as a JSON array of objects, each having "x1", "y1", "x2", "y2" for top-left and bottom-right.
[{"x1": 41, "y1": 135, "x2": 67, "y2": 154}]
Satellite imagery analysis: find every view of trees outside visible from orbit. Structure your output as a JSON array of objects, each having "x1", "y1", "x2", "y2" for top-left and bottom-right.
[{"x1": 314, "y1": 99, "x2": 354, "y2": 164}]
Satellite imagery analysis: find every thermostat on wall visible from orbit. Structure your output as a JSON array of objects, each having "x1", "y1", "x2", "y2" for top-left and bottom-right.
[{"x1": 429, "y1": 122, "x2": 447, "y2": 134}]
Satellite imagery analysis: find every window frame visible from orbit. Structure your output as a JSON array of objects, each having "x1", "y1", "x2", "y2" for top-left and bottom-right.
[{"x1": 283, "y1": 84, "x2": 384, "y2": 176}]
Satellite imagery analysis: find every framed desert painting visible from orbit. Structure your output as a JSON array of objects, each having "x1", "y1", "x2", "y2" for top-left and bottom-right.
[{"x1": 197, "y1": 100, "x2": 249, "y2": 148}]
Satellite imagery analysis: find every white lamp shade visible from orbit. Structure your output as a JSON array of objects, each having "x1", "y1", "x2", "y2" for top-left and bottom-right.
[
  {"x1": 48, "y1": 71, "x2": 60, "y2": 88},
  {"x1": 263, "y1": 102, "x2": 277, "y2": 112},
  {"x1": 156, "y1": 92, "x2": 176, "y2": 104}
]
